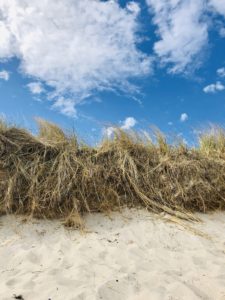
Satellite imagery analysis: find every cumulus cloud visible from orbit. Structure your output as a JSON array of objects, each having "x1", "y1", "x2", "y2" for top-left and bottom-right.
[
  {"x1": 203, "y1": 81, "x2": 225, "y2": 93},
  {"x1": 0, "y1": 0, "x2": 151, "y2": 114},
  {"x1": 27, "y1": 82, "x2": 45, "y2": 95},
  {"x1": 146, "y1": 0, "x2": 208, "y2": 74},
  {"x1": 121, "y1": 117, "x2": 137, "y2": 130},
  {"x1": 0, "y1": 69, "x2": 9, "y2": 81},
  {"x1": 217, "y1": 67, "x2": 225, "y2": 77},
  {"x1": 104, "y1": 116, "x2": 137, "y2": 138},
  {"x1": 180, "y1": 113, "x2": 188, "y2": 122}
]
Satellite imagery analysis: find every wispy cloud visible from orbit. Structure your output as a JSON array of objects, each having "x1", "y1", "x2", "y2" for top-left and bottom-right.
[
  {"x1": 146, "y1": 0, "x2": 208, "y2": 74},
  {"x1": 217, "y1": 67, "x2": 225, "y2": 77},
  {"x1": 0, "y1": 70, "x2": 9, "y2": 81},
  {"x1": 27, "y1": 82, "x2": 45, "y2": 95},
  {"x1": 203, "y1": 81, "x2": 225, "y2": 93},
  {"x1": 104, "y1": 126, "x2": 115, "y2": 138},
  {"x1": 180, "y1": 113, "x2": 188, "y2": 122},
  {"x1": 52, "y1": 97, "x2": 77, "y2": 118},
  {"x1": 121, "y1": 117, "x2": 137, "y2": 130},
  {"x1": 0, "y1": 0, "x2": 152, "y2": 115},
  {"x1": 219, "y1": 27, "x2": 225, "y2": 37},
  {"x1": 126, "y1": 1, "x2": 140, "y2": 14}
]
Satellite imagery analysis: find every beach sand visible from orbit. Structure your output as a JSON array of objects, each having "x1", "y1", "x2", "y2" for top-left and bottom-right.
[{"x1": 0, "y1": 209, "x2": 225, "y2": 300}]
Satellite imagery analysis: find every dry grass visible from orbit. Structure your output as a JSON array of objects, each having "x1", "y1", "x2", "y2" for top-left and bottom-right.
[{"x1": 0, "y1": 119, "x2": 225, "y2": 226}]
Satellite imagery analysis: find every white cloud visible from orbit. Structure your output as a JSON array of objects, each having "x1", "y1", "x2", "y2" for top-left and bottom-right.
[
  {"x1": 203, "y1": 81, "x2": 225, "y2": 93},
  {"x1": 209, "y1": 0, "x2": 225, "y2": 17},
  {"x1": 219, "y1": 27, "x2": 225, "y2": 37},
  {"x1": 146, "y1": 0, "x2": 208, "y2": 73},
  {"x1": 0, "y1": 0, "x2": 151, "y2": 114},
  {"x1": 217, "y1": 67, "x2": 225, "y2": 77},
  {"x1": 121, "y1": 117, "x2": 137, "y2": 130},
  {"x1": 27, "y1": 82, "x2": 45, "y2": 94},
  {"x1": 104, "y1": 116, "x2": 137, "y2": 138},
  {"x1": 52, "y1": 97, "x2": 76, "y2": 118},
  {"x1": 126, "y1": 2, "x2": 140, "y2": 15},
  {"x1": 0, "y1": 70, "x2": 9, "y2": 81},
  {"x1": 104, "y1": 126, "x2": 115, "y2": 138},
  {"x1": 180, "y1": 113, "x2": 188, "y2": 122}
]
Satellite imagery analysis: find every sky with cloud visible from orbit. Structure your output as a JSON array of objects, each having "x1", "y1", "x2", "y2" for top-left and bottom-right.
[{"x1": 0, "y1": 0, "x2": 225, "y2": 144}]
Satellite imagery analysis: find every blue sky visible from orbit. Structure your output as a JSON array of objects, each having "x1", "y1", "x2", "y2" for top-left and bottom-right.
[{"x1": 0, "y1": 0, "x2": 225, "y2": 145}]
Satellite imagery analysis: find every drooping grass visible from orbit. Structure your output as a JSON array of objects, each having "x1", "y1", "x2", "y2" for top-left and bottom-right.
[{"x1": 0, "y1": 118, "x2": 225, "y2": 227}]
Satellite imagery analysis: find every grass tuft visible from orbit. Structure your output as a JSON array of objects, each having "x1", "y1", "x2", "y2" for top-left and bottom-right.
[{"x1": 0, "y1": 119, "x2": 225, "y2": 226}]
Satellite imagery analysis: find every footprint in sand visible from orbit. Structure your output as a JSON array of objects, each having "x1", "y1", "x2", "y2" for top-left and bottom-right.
[{"x1": 96, "y1": 276, "x2": 139, "y2": 300}]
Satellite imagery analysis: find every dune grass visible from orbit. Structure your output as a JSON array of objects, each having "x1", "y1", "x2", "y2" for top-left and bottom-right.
[{"x1": 0, "y1": 119, "x2": 225, "y2": 227}]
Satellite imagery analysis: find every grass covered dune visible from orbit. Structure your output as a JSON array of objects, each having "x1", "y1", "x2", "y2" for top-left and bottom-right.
[{"x1": 0, "y1": 118, "x2": 225, "y2": 226}]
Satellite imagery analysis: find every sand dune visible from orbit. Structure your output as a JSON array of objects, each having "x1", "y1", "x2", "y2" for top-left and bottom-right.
[{"x1": 0, "y1": 210, "x2": 225, "y2": 300}]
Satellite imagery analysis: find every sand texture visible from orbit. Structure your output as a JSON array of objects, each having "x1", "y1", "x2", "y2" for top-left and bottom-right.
[{"x1": 0, "y1": 210, "x2": 225, "y2": 300}]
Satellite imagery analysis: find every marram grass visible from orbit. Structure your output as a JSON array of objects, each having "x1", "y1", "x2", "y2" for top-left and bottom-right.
[{"x1": 0, "y1": 119, "x2": 225, "y2": 227}]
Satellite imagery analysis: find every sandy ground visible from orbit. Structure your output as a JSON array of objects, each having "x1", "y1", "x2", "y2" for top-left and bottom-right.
[{"x1": 0, "y1": 209, "x2": 225, "y2": 300}]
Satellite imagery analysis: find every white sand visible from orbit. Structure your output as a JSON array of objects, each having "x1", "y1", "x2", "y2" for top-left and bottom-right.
[{"x1": 0, "y1": 209, "x2": 225, "y2": 300}]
